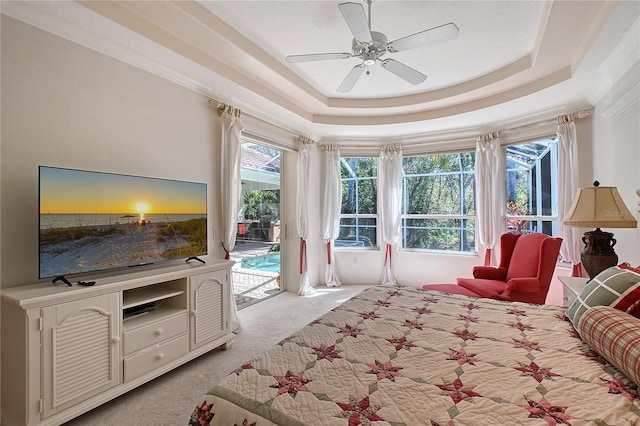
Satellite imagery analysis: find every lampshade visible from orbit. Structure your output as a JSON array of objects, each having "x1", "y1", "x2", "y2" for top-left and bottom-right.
[
  {"x1": 563, "y1": 181, "x2": 637, "y2": 279},
  {"x1": 563, "y1": 183, "x2": 637, "y2": 228}
]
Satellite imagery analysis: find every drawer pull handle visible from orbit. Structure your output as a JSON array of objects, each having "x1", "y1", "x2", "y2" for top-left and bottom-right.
[
  {"x1": 155, "y1": 328, "x2": 164, "y2": 336},
  {"x1": 156, "y1": 353, "x2": 164, "y2": 361}
]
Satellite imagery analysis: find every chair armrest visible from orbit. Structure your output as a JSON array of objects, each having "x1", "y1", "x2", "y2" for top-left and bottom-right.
[
  {"x1": 503, "y1": 277, "x2": 540, "y2": 295},
  {"x1": 473, "y1": 266, "x2": 507, "y2": 280}
]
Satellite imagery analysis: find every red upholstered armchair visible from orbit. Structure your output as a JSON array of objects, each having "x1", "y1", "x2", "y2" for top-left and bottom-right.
[{"x1": 456, "y1": 233, "x2": 563, "y2": 305}]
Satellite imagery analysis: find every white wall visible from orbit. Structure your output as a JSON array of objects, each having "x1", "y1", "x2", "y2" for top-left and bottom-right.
[
  {"x1": 1, "y1": 16, "x2": 222, "y2": 288},
  {"x1": 333, "y1": 247, "x2": 481, "y2": 287},
  {"x1": 592, "y1": 60, "x2": 640, "y2": 266}
]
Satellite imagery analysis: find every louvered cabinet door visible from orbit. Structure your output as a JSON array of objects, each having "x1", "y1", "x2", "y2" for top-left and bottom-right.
[
  {"x1": 190, "y1": 271, "x2": 227, "y2": 349},
  {"x1": 41, "y1": 293, "x2": 120, "y2": 419}
]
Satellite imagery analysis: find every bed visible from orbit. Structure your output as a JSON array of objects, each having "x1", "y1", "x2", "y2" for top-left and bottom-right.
[{"x1": 189, "y1": 285, "x2": 640, "y2": 425}]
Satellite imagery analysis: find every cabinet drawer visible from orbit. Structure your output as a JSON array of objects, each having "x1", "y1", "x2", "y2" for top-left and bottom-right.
[
  {"x1": 123, "y1": 312, "x2": 187, "y2": 356},
  {"x1": 123, "y1": 334, "x2": 188, "y2": 382}
]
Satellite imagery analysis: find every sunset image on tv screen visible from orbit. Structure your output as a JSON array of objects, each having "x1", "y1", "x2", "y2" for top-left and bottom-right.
[{"x1": 39, "y1": 166, "x2": 207, "y2": 278}]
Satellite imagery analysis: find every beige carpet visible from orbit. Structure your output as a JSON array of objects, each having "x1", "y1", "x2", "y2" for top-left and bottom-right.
[{"x1": 63, "y1": 285, "x2": 371, "y2": 426}]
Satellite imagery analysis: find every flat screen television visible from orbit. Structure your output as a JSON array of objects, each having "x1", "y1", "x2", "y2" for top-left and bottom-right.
[{"x1": 39, "y1": 166, "x2": 207, "y2": 279}]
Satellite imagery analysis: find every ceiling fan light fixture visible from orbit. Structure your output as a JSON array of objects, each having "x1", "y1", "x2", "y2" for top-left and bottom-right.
[{"x1": 363, "y1": 52, "x2": 376, "y2": 66}]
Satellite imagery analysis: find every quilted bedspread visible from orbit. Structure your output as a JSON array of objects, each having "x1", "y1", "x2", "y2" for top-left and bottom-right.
[{"x1": 190, "y1": 285, "x2": 640, "y2": 426}]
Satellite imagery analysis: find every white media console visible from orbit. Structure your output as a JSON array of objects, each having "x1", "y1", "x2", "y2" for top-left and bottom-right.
[{"x1": 1, "y1": 259, "x2": 234, "y2": 425}]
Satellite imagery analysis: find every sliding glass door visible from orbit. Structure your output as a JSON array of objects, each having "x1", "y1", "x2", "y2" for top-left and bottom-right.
[{"x1": 230, "y1": 139, "x2": 283, "y2": 308}]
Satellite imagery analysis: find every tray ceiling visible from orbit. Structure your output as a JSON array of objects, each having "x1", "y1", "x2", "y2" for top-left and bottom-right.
[{"x1": 2, "y1": 1, "x2": 639, "y2": 143}]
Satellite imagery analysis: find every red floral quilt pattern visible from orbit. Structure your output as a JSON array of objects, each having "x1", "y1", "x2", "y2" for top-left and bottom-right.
[{"x1": 194, "y1": 286, "x2": 640, "y2": 426}]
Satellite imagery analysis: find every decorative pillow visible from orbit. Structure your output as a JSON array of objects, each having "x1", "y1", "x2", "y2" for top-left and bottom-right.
[
  {"x1": 619, "y1": 262, "x2": 640, "y2": 274},
  {"x1": 578, "y1": 305, "x2": 640, "y2": 386},
  {"x1": 566, "y1": 265, "x2": 640, "y2": 328}
]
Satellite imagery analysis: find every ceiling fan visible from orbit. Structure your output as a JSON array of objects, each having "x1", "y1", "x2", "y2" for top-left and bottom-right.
[{"x1": 286, "y1": 0, "x2": 459, "y2": 93}]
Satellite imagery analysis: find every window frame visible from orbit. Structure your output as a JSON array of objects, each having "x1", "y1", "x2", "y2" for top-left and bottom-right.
[
  {"x1": 338, "y1": 156, "x2": 379, "y2": 250},
  {"x1": 400, "y1": 151, "x2": 476, "y2": 254},
  {"x1": 332, "y1": 128, "x2": 562, "y2": 254},
  {"x1": 504, "y1": 136, "x2": 559, "y2": 237}
]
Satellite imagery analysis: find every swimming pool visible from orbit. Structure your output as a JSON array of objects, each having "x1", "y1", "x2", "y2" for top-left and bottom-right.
[{"x1": 240, "y1": 252, "x2": 281, "y2": 273}]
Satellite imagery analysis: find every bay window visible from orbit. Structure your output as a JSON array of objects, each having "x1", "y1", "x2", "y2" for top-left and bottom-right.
[{"x1": 336, "y1": 137, "x2": 559, "y2": 253}]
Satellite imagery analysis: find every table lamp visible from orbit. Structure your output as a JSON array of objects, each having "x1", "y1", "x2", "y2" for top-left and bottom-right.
[{"x1": 563, "y1": 181, "x2": 637, "y2": 279}]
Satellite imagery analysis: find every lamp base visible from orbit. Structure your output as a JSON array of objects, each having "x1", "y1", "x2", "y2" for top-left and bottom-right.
[{"x1": 580, "y1": 228, "x2": 618, "y2": 280}]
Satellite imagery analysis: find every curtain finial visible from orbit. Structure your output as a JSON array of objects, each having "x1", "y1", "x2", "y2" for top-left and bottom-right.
[{"x1": 558, "y1": 109, "x2": 592, "y2": 124}]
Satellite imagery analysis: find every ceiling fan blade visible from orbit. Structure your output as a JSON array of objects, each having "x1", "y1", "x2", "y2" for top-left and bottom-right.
[
  {"x1": 286, "y1": 52, "x2": 352, "y2": 63},
  {"x1": 386, "y1": 23, "x2": 459, "y2": 53},
  {"x1": 338, "y1": 2, "x2": 372, "y2": 43},
  {"x1": 337, "y1": 64, "x2": 366, "y2": 93},
  {"x1": 381, "y1": 59, "x2": 427, "y2": 85}
]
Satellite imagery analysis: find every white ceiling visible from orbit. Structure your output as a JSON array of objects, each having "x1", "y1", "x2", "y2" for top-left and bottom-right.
[{"x1": 2, "y1": 1, "x2": 639, "y2": 144}]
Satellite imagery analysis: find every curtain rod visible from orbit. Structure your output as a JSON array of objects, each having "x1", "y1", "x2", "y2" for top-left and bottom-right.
[
  {"x1": 503, "y1": 108, "x2": 592, "y2": 134},
  {"x1": 328, "y1": 131, "x2": 483, "y2": 154},
  {"x1": 206, "y1": 97, "x2": 301, "y2": 143},
  {"x1": 208, "y1": 98, "x2": 241, "y2": 118}
]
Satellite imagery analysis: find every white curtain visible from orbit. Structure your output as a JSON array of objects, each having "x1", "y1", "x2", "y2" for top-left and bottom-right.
[
  {"x1": 321, "y1": 145, "x2": 342, "y2": 287},
  {"x1": 219, "y1": 103, "x2": 243, "y2": 331},
  {"x1": 379, "y1": 144, "x2": 403, "y2": 285},
  {"x1": 557, "y1": 116, "x2": 583, "y2": 276},
  {"x1": 476, "y1": 131, "x2": 503, "y2": 266},
  {"x1": 297, "y1": 136, "x2": 315, "y2": 295}
]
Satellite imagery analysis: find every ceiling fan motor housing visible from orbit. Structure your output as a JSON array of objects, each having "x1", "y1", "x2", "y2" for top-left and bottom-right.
[{"x1": 352, "y1": 31, "x2": 388, "y2": 60}]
